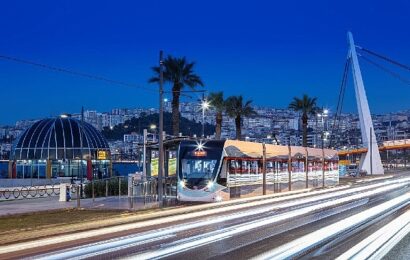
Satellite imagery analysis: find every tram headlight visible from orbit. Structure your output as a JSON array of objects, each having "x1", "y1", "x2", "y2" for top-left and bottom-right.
[
  {"x1": 179, "y1": 180, "x2": 186, "y2": 188},
  {"x1": 206, "y1": 181, "x2": 214, "y2": 189}
]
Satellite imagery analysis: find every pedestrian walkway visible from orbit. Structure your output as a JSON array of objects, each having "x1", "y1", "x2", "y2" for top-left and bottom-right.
[{"x1": 0, "y1": 196, "x2": 163, "y2": 216}]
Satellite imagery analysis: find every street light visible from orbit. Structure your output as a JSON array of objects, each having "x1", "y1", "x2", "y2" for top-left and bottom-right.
[
  {"x1": 201, "y1": 98, "x2": 210, "y2": 137},
  {"x1": 150, "y1": 124, "x2": 157, "y2": 142},
  {"x1": 317, "y1": 108, "x2": 329, "y2": 148}
]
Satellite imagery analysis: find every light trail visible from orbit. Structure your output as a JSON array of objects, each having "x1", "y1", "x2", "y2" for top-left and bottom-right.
[
  {"x1": 337, "y1": 210, "x2": 410, "y2": 260},
  {"x1": 2, "y1": 177, "x2": 409, "y2": 257},
  {"x1": 44, "y1": 182, "x2": 408, "y2": 260},
  {"x1": 0, "y1": 185, "x2": 352, "y2": 255},
  {"x1": 255, "y1": 193, "x2": 410, "y2": 260}
]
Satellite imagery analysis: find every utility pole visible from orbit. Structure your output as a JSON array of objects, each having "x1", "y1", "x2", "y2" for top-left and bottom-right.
[
  {"x1": 262, "y1": 143, "x2": 266, "y2": 195},
  {"x1": 370, "y1": 127, "x2": 373, "y2": 175},
  {"x1": 202, "y1": 93, "x2": 205, "y2": 138},
  {"x1": 158, "y1": 50, "x2": 164, "y2": 205},
  {"x1": 80, "y1": 106, "x2": 84, "y2": 198}
]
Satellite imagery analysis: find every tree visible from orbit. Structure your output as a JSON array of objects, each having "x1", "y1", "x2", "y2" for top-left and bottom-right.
[
  {"x1": 288, "y1": 94, "x2": 319, "y2": 147},
  {"x1": 149, "y1": 56, "x2": 204, "y2": 136},
  {"x1": 225, "y1": 95, "x2": 257, "y2": 140},
  {"x1": 208, "y1": 91, "x2": 226, "y2": 139}
]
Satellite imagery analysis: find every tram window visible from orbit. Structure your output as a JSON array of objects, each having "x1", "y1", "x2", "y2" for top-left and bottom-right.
[
  {"x1": 292, "y1": 161, "x2": 305, "y2": 172},
  {"x1": 181, "y1": 159, "x2": 217, "y2": 179},
  {"x1": 267, "y1": 161, "x2": 274, "y2": 173},
  {"x1": 278, "y1": 162, "x2": 287, "y2": 172},
  {"x1": 228, "y1": 160, "x2": 237, "y2": 174}
]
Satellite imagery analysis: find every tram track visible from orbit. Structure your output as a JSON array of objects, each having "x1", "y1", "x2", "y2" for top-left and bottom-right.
[{"x1": 3, "y1": 176, "x2": 409, "y2": 259}]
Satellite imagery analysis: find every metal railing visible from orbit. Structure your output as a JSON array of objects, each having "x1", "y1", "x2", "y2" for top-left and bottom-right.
[
  {"x1": 84, "y1": 176, "x2": 128, "y2": 201},
  {"x1": 0, "y1": 184, "x2": 60, "y2": 201},
  {"x1": 128, "y1": 176, "x2": 177, "y2": 208}
]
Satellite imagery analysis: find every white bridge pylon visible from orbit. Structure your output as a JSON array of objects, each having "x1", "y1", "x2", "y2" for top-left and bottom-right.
[{"x1": 348, "y1": 31, "x2": 384, "y2": 175}]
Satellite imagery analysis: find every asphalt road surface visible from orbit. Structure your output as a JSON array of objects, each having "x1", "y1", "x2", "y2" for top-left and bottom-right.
[{"x1": 2, "y1": 175, "x2": 410, "y2": 260}]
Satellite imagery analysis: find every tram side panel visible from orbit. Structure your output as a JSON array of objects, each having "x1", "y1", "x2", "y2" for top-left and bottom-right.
[
  {"x1": 226, "y1": 159, "x2": 264, "y2": 199},
  {"x1": 324, "y1": 160, "x2": 339, "y2": 186},
  {"x1": 307, "y1": 159, "x2": 324, "y2": 188}
]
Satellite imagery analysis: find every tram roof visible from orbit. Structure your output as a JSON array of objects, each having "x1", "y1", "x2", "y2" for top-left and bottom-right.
[{"x1": 223, "y1": 140, "x2": 338, "y2": 160}]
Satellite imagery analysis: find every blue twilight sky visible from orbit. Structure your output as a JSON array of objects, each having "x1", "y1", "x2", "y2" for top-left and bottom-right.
[{"x1": 0, "y1": 0, "x2": 409, "y2": 125}]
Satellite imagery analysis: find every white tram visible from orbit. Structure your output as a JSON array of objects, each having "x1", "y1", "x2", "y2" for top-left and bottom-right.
[{"x1": 177, "y1": 140, "x2": 339, "y2": 202}]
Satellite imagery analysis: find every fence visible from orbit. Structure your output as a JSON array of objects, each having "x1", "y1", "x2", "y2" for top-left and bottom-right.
[
  {"x1": 0, "y1": 184, "x2": 61, "y2": 201},
  {"x1": 83, "y1": 176, "x2": 128, "y2": 200},
  {"x1": 128, "y1": 176, "x2": 178, "y2": 207}
]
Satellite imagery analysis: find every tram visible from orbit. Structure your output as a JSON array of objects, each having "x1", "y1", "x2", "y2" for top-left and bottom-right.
[{"x1": 177, "y1": 140, "x2": 339, "y2": 202}]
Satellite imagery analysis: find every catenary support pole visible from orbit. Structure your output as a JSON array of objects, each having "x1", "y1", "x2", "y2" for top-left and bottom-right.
[
  {"x1": 158, "y1": 50, "x2": 164, "y2": 206},
  {"x1": 262, "y1": 143, "x2": 267, "y2": 195}
]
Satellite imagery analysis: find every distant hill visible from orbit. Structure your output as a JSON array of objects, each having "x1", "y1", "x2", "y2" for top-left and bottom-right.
[{"x1": 102, "y1": 112, "x2": 215, "y2": 140}]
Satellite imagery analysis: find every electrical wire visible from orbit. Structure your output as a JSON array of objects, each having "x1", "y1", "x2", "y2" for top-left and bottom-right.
[
  {"x1": 0, "y1": 54, "x2": 209, "y2": 98},
  {"x1": 0, "y1": 54, "x2": 157, "y2": 93}
]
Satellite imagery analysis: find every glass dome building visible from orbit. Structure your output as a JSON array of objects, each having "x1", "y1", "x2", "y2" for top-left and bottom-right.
[{"x1": 10, "y1": 115, "x2": 111, "y2": 180}]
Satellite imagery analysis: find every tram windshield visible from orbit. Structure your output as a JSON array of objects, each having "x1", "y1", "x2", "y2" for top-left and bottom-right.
[
  {"x1": 178, "y1": 140, "x2": 225, "y2": 189},
  {"x1": 181, "y1": 159, "x2": 217, "y2": 181}
]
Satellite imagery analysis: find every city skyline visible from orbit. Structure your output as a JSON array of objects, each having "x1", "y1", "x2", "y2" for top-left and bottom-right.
[{"x1": 0, "y1": 1, "x2": 409, "y2": 125}]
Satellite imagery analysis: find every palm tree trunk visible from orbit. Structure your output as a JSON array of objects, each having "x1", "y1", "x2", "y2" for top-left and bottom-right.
[
  {"x1": 302, "y1": 114, "x2": 308, "y2": 147},
  {"x1": 235, "y1": 116, "x2": 241, "y2": 140},
  {"x1": 215, "y1": 112, "x2": 222, "y2": 139},
  {"x1": 171, "y1": 84, "x2": 181, "y2": 136}
]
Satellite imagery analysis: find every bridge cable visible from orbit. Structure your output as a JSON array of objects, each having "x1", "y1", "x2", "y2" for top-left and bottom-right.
[
  {"x1": 328, "y1": 57, "x2": 350, "y2": 148},
  {"x1": 356, "y1": 46, "x2": 410, "y2": 72},
  {"x1": 358, "y1": 54, "x2": 410, "y2": 86}
]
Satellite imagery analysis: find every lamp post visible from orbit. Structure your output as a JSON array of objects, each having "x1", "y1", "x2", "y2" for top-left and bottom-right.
[
  {"x1": 158, "y1": 50, "x2": 164, "y2": 206},
  {"x1": 317, "y1": 108, "x2": 329, "y2": 187},
  {"x1": 201, "y1": 97, "x2": 210, "y2": 138},
  {"x1": 317, "y1": 108, "x2": 329, "y2": 148},
  {"x1": 150, "y1": 124, "x2": 157, "y2": 142}
]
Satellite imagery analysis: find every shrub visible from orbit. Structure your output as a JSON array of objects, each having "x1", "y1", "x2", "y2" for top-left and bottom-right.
[{"x1": 84, "y1": 178, "x2": 128, "y2": 198}]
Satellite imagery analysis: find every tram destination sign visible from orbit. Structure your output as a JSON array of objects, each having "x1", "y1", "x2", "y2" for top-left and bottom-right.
[{"x1": 192, "y1": 150, "x2": 207, "y2": 157}]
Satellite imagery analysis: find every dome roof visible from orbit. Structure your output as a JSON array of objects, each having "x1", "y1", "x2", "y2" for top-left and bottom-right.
[{"x1": 13, "y1": 117, "x2": 110, "y2": 160}]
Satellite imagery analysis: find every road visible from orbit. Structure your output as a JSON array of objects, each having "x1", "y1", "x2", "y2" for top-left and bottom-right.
[{"x1": 2, "y1": 175, "x2": 410, "y2": 259}]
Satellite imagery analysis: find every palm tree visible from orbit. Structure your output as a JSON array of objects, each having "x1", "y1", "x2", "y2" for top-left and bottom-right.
[
  {"x1": 288, "y1": 94, "x2": 319, "y2": 147},
  {"x1": 208, "y1": 92, "x2": 225, "y2": 139},
  {"x1": 225, "y1": 95, "x2": 257, "y2": 140},
  {"x1": 149, "y1": 56, "x2": 204, "y2": 136}
]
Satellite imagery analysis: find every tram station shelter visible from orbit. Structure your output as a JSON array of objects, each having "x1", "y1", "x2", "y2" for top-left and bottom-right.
[{"x1": 8, "y1": 115, "x2": 111, "y2": 180}]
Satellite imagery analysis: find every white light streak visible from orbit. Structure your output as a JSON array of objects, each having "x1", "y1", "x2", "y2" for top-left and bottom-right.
[
  {"x1": 130, "y1": 183, "x2": 409, "y2": 259},
  {"x1": 255, "y1": 193, "x2": 410, "y2": 260},
  {"x1": 337, "y1": 210, "x2": 410, "y2": 260},
  {"x1": 3, "y1": 177, "x2": 410, "y2": 257}
]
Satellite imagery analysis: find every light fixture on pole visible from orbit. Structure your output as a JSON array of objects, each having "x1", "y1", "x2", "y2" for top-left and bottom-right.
[
  {"x1": 158, "y1": 50, "x2": 164, "y2": 206},
  {"x1": 201, "y1": 97, "x2": 210, "y2": 138}
]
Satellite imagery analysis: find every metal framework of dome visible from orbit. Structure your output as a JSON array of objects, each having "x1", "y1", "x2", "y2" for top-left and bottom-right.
[{"x1": 13, "y1": 117, "x2": 110, "y2": 160}]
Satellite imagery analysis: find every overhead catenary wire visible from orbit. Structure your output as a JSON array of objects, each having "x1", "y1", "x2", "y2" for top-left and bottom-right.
[
  {"x1": 0, "y1": 54, "x2": 158, "y2": 93},
  {"x1": 0, "y1": 54, "x2": 209, "y2": 100}
]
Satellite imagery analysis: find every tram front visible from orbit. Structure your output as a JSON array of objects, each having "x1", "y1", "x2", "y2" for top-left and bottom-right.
[{"x1": 177, "y1": 140, "x2": 226, "y2": 202}]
